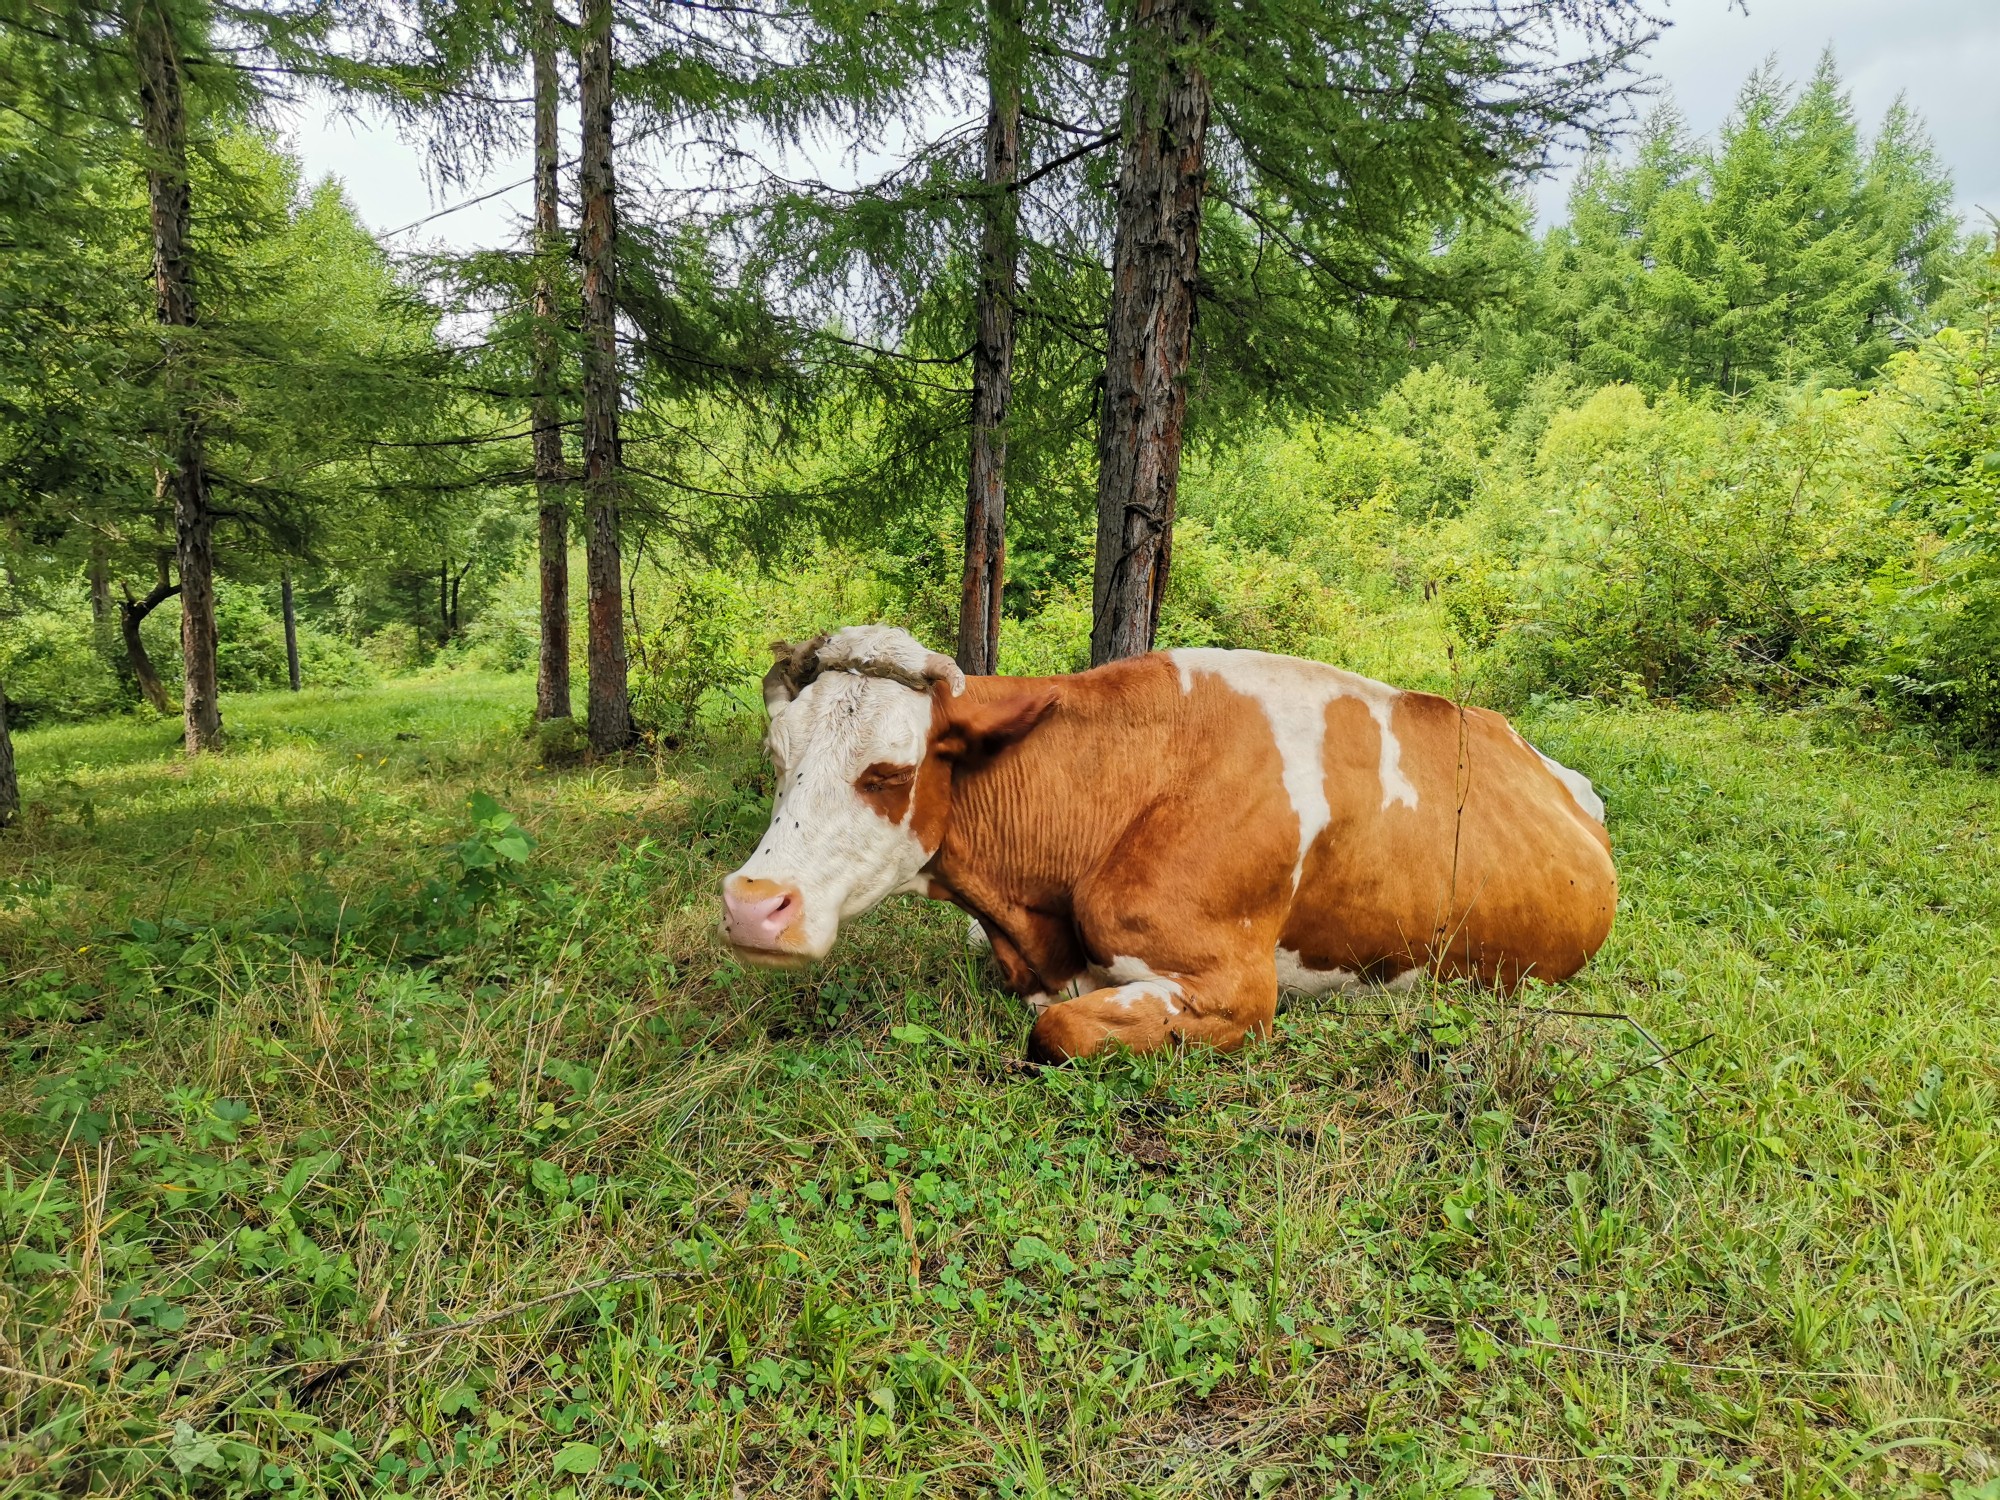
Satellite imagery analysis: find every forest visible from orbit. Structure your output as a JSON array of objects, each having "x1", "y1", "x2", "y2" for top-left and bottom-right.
[{"x1": 3, "y1": 0, "x2": 1999, "y2": 1494}]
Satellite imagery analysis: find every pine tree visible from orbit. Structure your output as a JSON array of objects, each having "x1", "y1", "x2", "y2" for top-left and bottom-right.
[
  {"x1": 1090, "y1": 0, "x2": 1210, "y2": 664},
  {"x1": 1538, "y1": 55, "x2": 1959, "y2": 395},
  {"x1": 0, "y1": 678, "x2": 16, "y2": 829},
  {"x1": 130, "y1": 0, "x2": 221, "y2": 749}
]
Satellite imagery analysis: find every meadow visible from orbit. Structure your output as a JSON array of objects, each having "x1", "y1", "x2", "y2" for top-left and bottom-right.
[{"x1": 3, "y1": 671, "x2": 1997, "y2": 1498}]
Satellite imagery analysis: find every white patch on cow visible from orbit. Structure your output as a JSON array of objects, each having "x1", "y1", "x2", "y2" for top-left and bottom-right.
[
  {"x1": 966, "y1": 918, "x2": 991, "y2": 949},
  {"x1": 1275, "y1": 946, "x2": 1426, "y2": 994},
  {"x1": 1097, "y1": 956, "x2": 1183, "y2": 1014},
  {"x1": 1275, "y1": 946, "x2": 1362, "y2": 995},
  {"x1": 1169, "y1": 649, "x2": 1419, "y2": 887},
  {"x1": 726, "y1": 668, "x2": 936, "y2": 958},
  {"x1": 1535, "y1": 748, "x2": 1605, "y2": 824},
  {"x1": 1024, "y1": 992, "x2": 1057, "y2": 1013},
  {"x1": 1102, "y1": 979, "x2": 1182, "y2": 1015}
]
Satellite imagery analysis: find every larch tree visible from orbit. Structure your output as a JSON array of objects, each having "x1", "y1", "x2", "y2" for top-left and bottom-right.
[
  {"x1": 1088, "y1": 0, "x2": 1656, "y2": 663},
  {"x1": 129, "y1": 0, "x2": 221, "y2": 748},
  {"x1": 1089, "y1": 0, "x2": 1210, "y2": 665},
  {"x1": 577, "y1": 0, "x2": 630, "y2": 752},
  {"x1": 956, "y1": 0, "x2": 1024, "y2": 675},
  {"x1": 0, "y1": 679, "x2": 16, "y2": 829},
  {"x1": 529, "y1": 0, "x2": 571, "y2": 723}
]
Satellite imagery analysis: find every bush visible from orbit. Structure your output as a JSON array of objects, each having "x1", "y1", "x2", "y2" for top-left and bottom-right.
[
  {"x1": 1156, "y1": 519, "x2": 1348, "y2": 659},
  {"x1": 139, "y1": 583, "x2": 377, "y2": 695},
  {"x1": 1867, "y1": 238, "x2": 2000, "y2": 751},
  {"x1": 1460, "y1": 385, "x2": 1907, "y2": 705},
  {"x1": 0, "y1": 584, "x2": 125, "y2": 726},
  {"x1": 1871, "y1": 583, "x2": 2000, "y2": 756},
  {"x1": 630, "y1": 568, "x2": 758, "y2": 736}
]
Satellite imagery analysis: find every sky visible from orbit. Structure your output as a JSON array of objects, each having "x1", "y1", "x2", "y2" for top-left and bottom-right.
[{"x1": 283, "y1": 0, "x2": 2000, "y2": 256}]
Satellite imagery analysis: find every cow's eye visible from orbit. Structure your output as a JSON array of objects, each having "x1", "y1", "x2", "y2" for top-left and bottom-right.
[{"x1": 858, "y1": 766, "x2": 915, "y2": 794}]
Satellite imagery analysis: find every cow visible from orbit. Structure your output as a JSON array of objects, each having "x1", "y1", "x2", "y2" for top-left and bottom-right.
[{"x1": 719, "y1": 625, "x2": 1615, "y2": 1064}]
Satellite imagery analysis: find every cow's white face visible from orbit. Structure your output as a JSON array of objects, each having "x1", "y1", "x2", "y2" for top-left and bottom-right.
[{"x1": 720, "y1": 671, "x2": 945, "y2": 965}]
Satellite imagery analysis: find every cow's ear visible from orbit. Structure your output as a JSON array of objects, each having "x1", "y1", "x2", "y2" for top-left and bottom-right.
[{"x1": 932, "y1": 682, "x2": 1059, "y2": 763}]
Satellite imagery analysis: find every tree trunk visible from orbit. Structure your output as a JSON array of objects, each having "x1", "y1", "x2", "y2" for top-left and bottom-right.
[
  {"x1": 281, "y1": 569, "x2": 301, "y2": 690},
  {"x1": 532, "y1": 0, "x2": 573, "y2": 723},
  {"x1": 1089, "y1": 0, "x2": 1213, "y2": 666},
  {"x1": 956, "y1": 0, "x2": 1022, "y2": 678},
  {"x1": 0, "y1": 682, "x2": 17, "y2": 831},
  {"x1": 88, "y1": 543, "x2": 112, "y2": 626},
  {"x1": 438, "y1": 558, "x2": 451, "y2": 645},
  {"x1": 577, "y1": 0, "x2": 631, "y2": 753},
  {"x1": 132, "y1": 0, "x2": 221, "y2": 750},
  {"x1": 89, "y1": 540, "x2": 121, "y2": 675},
  {"x1": 120, "y1": 573, "x2": 179, "y2": 714}
]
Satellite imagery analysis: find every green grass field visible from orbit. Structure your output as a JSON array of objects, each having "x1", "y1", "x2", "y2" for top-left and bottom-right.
[{"x1": 3, "y1": 672, "x2": 1997, "y2": 1498}]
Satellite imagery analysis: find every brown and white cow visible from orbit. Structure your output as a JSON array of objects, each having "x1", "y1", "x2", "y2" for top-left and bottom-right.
[{"x1": 719, "y1": 625, "x2": 1615, "y2": 1063}]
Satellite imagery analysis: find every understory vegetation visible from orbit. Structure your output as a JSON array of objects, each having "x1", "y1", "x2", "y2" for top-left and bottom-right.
[{"x1": 3, "y1": 676, "x2": 1997, "y2": 1496}]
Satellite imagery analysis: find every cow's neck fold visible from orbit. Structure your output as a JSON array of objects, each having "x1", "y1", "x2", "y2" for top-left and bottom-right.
[{"x1": 929, "y1": 661, "x2": 1173, "y2": 920}]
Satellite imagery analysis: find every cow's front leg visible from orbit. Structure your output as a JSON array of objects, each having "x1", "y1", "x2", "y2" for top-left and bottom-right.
[{"x1": 1024, "y1": 960, "x2": 1276, "y2": 1063}]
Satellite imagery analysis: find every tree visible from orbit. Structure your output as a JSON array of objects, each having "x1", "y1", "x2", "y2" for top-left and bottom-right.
[
  {"x1": 956, "y1": 0, "x2": 1023, "y2": 676},
  {"x1": 0, "y1": 679, "x2": 16, "y2": 829},
  {"x1": 1537, "y1": 57, "x2": 1960, "y2": 395},
  {"x1": 530, "y1": 0, "x2": 571, "y2": 723},
  {"x1": 129, "y1": 0, "x2": 222, "y2": 748},
  {"x1": 577, "y1": 0, "x2": 630, "y2": 752},
  {"x1": 1087, "y1": 0, "x2": 1652, "y2": 662},
  {"x1": 1089, "y1": 0, "x2": 1209, "y2": 664}
]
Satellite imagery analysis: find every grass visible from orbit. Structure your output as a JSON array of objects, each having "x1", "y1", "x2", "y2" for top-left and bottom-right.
[{"x1": 2, "y1": 671, "x2": 1998, "y2": 1498}]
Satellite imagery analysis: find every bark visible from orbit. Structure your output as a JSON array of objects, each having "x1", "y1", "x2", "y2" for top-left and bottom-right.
[
  {"x1": 89, "y1": 541, "x2": 120, "y2": 674},
  {"x1": 0, "y1": 682, "x2": 16, "y2": 831},
  {"x1": 132, "y1": 0, "x2": 221, "y2": 749},
  {"x1": 1089, "y1": 0, "x2": 1213, "y2": 666},
  {"x1": 281, "y1": 569, "x2": 300, "y2": 690},
  {"x1": 531, "y1": 0, "x2": 572, "y2": 723},
  {"x1": 88, "y1": 543, "x2": 112, "y2": 626},
  {"x1": 120, "y1": 573, "x2": 179, "y2": 714},
  {"x1": 577, "y1": 0, "x2": 631, "y2": 752},
  {"x1": 956, "y1": 0, "x2": 1022, "y2": 678}
]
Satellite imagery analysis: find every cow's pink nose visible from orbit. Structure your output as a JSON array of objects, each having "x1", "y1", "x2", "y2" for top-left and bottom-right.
[{"x1": 722, "y1": 880, "x2": 802, "y2": 950}]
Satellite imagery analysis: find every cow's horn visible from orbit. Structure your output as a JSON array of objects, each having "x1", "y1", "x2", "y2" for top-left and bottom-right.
[
  {"x1": 762, "y1": 634, "x2": 828, "y2": 714},
  {"x1": 813, "y1": 627, "x2": 967, "y2": 698}
]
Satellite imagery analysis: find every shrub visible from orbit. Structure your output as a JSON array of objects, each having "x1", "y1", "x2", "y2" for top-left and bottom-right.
[
  {"x1": 1868, "y1": 236, "x2": 2000, "y2": 751},
  {"x1": 0, "y1": 583, "x2": 125, "y2": 726},
  {"x1": 1156, "y1": 519, "x2": 1349, "y2": 659},
  {"x1": 630, "y1": 569, "x2": 758, "y2": 736},
  {"x1": 1464, "y1": 385, "x2": 1908, "y2": 705}
]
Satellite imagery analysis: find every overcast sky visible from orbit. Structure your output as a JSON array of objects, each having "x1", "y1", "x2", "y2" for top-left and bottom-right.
[{"x1": 283, "y1": 0, "x2": 2000, "y2": 256}]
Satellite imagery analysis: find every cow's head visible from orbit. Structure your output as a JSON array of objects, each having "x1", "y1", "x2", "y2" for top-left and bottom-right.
[{"x1": 719, "y1": 625, "x2": 1055, "y2": 966}]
